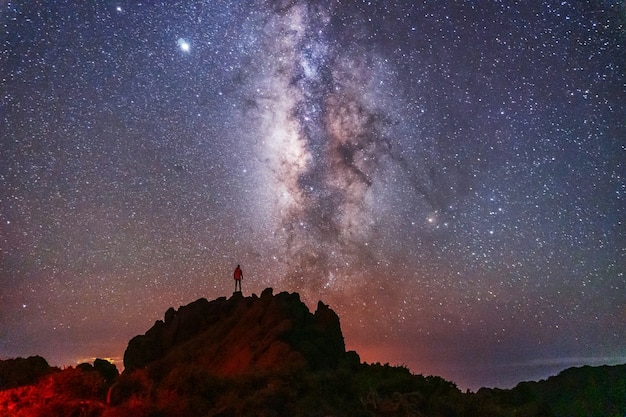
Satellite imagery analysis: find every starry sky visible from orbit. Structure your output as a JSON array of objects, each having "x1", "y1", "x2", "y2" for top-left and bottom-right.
[{"x1": 1, "y1": 1, "x2": 625, "y2": 391}]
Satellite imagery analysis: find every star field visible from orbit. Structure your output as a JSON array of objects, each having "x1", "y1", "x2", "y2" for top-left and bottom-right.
[{"x1": 1, "y1": 1, "x2": 625, "y2": 390}]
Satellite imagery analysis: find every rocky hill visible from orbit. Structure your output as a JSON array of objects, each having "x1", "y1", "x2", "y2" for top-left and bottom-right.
[
  {"x1": 0, "y1": 356, "x2": 54, "y2": 390},
  {"x1": 473, "y1": 364, "x2": 626, "y2": 417},
  {"x1": 1, "y1": 289, "x2": 625, "y2": 417},
  {"x1": 123, "y1": 288, "x2": 347, "y2": 376}
]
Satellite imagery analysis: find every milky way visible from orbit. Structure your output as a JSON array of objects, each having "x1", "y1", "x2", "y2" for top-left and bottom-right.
[{"x1": 1, "y1": 1, "x2": 625, "y2": 390}]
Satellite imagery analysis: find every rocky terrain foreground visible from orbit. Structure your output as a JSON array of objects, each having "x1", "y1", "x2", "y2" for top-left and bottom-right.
[{"x1": 1, "y1": 289, "x2": 625, "y2": 416}]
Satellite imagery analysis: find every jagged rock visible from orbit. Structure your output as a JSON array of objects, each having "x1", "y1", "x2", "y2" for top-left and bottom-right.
[
  {"x1": 76, "y1": 359, "x2": 119, "y2": 383},
  {"x1": 123, "y1": 289, "x2": 347, "y2": 377},
  {"x1": 0, "y1": 356, "x2": 53, "y2": 389},
  {"x1": 94, "y1": 358, "x2": 119, "y2": 383}
]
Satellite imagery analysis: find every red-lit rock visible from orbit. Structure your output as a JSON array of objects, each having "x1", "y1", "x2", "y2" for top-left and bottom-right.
[{"x1": 123, "y1": 288, "x2": 347, "y2": 377}]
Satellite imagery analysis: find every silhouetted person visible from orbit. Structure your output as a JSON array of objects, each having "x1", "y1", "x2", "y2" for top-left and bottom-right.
[{"x1": 234, "y1": 264, "x2": 243, "y2": 292}]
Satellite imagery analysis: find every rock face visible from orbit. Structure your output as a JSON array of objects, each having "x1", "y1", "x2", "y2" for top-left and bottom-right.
[
  {"x1": 0, "y1": 356, "x2": 53, "y2": 389},
  {"x1": 123, "y1": 288, "x2": 347, "y2": 376}
]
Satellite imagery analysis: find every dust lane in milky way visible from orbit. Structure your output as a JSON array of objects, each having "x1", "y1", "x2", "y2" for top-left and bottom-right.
[{"x1": 1, "y1": 0, "x2": 624, "y2": 390}]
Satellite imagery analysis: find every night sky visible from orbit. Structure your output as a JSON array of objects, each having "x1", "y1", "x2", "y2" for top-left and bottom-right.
[{"x1": 1, "y1": 1, "x2": 625, "y2": 391}]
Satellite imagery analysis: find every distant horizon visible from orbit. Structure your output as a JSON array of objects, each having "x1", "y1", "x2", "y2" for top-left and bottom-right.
[
  {"x1": 12, "y1": 351, "x2": 625, "y2": 392},
  {"x1": 3, "y1": 288, "x2": 625, "y2": 392}
]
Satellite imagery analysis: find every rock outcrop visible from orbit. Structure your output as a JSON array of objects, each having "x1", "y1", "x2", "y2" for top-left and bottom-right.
[
  {"x1": 0, "y1": 356, "x2": 53, "y2": 390},
  {"x1": 123, "y1": 288, "x2": 348, "y2": 376}
]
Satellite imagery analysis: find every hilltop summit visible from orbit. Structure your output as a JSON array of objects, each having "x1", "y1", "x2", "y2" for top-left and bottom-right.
[{"x1": 123, "y1": 288, "x2": 350, "y2": 376}]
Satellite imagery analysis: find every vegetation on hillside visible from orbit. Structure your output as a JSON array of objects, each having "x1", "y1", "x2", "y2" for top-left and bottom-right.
[{"x1": 1, "y1": 358, "x2": 625, "y2": 417}]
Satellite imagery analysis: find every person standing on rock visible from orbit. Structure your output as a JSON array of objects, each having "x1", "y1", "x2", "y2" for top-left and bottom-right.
[{"x1": 233, "y1": 264, "x2": 243, "y2": 292}]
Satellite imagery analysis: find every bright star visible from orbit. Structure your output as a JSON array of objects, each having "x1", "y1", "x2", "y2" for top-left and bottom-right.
[{"x1": 177, "y1": 38, "x2": 190, "y2": 52}]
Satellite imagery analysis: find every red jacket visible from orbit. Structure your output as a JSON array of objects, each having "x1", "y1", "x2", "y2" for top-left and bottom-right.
[{"x1": 234, "y1": 266, "x2": 243, "y2": 280}]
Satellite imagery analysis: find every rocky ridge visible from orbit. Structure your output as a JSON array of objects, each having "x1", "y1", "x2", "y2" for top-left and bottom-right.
[{"x1": 124, "y1": 288, "x2": 350, "y2": 376}]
